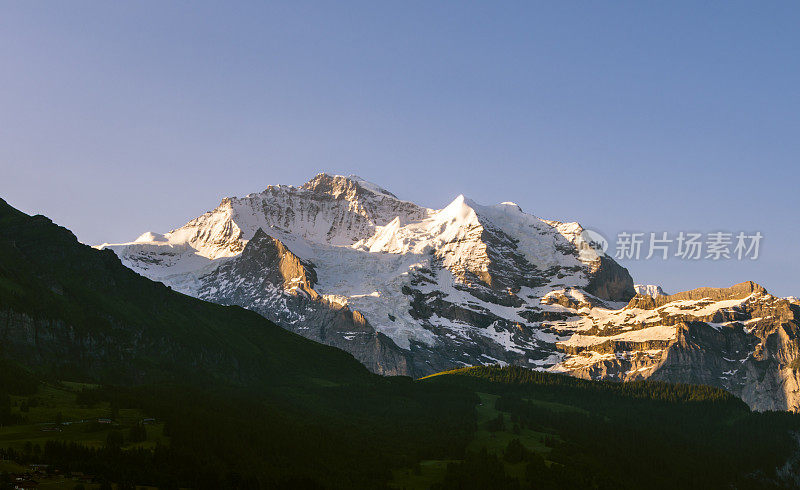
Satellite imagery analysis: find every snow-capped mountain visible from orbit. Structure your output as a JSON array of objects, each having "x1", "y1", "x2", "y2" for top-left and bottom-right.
[
  {"x1": 99, "y1": 174, "x2": 800, "y2": 411},
  {"x1": 634, "y1": 284, "x2": 668, "y2": 297}
]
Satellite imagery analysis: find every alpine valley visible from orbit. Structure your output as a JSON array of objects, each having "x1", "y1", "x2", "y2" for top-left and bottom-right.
[
  {"x1": 2, "y1": 193, "x2": 800, "y2": 489},
  {"x1": 100, "y1": 173, "x2": 800, "y2": 412}
]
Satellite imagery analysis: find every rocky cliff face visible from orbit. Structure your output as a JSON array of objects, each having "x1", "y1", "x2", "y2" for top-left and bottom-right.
[
  {"x1": 99, "y1": 174, "x2": 799, "y2": 410},
  {"x1": 0, "y1": 309, "x2": 251, "y2": 384},
  {"x1": 547, "y1": 282, "x2": 800, "y2": 411}
]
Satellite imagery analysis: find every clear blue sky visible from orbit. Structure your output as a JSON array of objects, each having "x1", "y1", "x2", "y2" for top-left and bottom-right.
[{"x1": 1, "y1": 1, "x2": 798, "y2": 296}]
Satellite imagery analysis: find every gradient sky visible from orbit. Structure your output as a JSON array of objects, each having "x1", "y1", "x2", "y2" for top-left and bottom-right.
[{"x1": 1, "y1": 1, "x2": 798, "y2": 296}]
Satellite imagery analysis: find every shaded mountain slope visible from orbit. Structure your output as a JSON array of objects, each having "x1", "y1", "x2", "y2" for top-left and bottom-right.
[{"x1": 0, "y1": 198, "x2": 369, "y2": 386}]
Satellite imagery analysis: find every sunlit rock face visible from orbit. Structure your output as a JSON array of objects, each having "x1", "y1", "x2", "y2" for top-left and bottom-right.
[{"x1": 550, "y1": 282, "x2": 800, "y2": 411}]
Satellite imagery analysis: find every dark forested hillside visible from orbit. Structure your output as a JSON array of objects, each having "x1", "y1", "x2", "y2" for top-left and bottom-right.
[{"x1": 422, "y1": 367, "x2": 800, "y2": 490}]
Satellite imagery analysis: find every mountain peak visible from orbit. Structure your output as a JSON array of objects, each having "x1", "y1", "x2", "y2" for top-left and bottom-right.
[
  {"x1": 134, "y1": 231, "x2": 167, "y2": 243},
  {"x1": 633, "y1": 284, "x2": 667, "y2": 297},
  {"x1": 496, "y1": 201, "x2": 523, "y2": 213},
  {"x1": 249, "y1": 227, "x2": 271, "y2": 242},
  {"x1": 438, "y1": 194, "x2": 479, "y2": 223},
  {"x1": 241, "y1": 227, "x2": 317, "y2": 288},
  {"x1": 301, "y1": 173, "x2": 400, "y2": 201}
]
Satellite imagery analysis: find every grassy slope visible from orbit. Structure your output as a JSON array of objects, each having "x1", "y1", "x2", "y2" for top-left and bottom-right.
[
  {"x1": 0, "y1": 382, "x2": 168, "y2": 451},
  {"x1": 0, "y1": 380, "x2": 166, "y2": 490},
  {"x1": 467, "y1": 392, "x2": 551, "y2": 456},
  {"x1": 391, "y1": 366, "x2": 800, "y2": 490}
]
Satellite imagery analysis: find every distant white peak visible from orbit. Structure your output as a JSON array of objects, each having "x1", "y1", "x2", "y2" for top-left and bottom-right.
[
  {"x1": 634, "y1": 284, "x2": 668, "y2": 297},
  {"x1": 438, "y1": 195, "x2": 480, "y2": 223},
  {"x1": 496, "y1": 202, "x2": 523, "y2": 212},
  {"x1": 134, "y1": 231, "x2": 168, "y2": 243}
]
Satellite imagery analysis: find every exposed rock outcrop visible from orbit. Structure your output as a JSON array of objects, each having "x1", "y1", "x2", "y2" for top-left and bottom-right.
[
  {"x1": 585, "y1": 255, "x2": 636, "y2": 302},
  {"x1": 628, "y1": 281, "x2": 767, "y2": 309},
  {"x1": 551, "y1": 282, "x2": 800, "y2": 411}
]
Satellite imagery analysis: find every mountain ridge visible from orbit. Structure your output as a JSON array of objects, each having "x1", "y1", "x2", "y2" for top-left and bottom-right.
[{"x1": 98, "y1": 174, "x2": 800, "y2": 410}]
